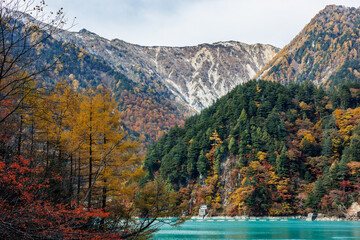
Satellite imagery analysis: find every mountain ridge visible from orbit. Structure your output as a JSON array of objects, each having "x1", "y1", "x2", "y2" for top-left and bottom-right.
[
  {"x1": 142, "y1": 4, "x2": 360, "y2": 217},
  {"x1": 256, "y1": 5, "x2": 360, "y2": 87},
  {"x1": 54, "y1": 29, "x2": 279, "y2": 113}
]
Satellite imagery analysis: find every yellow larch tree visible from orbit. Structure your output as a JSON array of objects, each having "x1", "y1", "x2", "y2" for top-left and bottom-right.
[{"x1": 75, "y1": 88, "x2": 141, "y2": 209}]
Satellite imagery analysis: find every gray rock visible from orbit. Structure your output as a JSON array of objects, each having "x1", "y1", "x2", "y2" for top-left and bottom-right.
[
  {"x1": 54, "y1": 30, "x2": 279, "y2": 115},
  {"x1": 306, "y1": 213, "x2": 318, "y2": 221},
  {"x1": 348, "y1": 202, "x2": 360, "y2": 217}
]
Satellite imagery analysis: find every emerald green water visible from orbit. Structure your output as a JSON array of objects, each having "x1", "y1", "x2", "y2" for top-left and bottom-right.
[{"x1": 153, "y1": 219, "x2": 360, "y2": 239}]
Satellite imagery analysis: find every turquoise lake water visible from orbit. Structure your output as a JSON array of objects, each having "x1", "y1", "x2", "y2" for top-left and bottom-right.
[{"x1": 152, "y1": 219, "x2": 360, "y2": 239}]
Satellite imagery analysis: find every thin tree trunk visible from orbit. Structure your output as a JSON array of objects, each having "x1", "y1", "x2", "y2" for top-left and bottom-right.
[
  {"x1": 45, "y1": 140, "x2": 49, "y2": 176},
  {"x1": 88, "y1": 101, "x2": 93, "y2": 208},
  {"x1": 30, "y1": 121, "x2": 34, "y2": 156},
  {"x1": 102, "y1": 181, "x2": 107, "y2": 209},
  {"x1": 17, "y1": 115, "x2": 23, "y2": 155},
  {"x1": 69, "y1": 154, "x2": 73, "y2": 201},
  {"x1": 77, "y1": 153, "x2": 81, "y2": 204},
  {"x1": 100, "y1": 134, "x2": 107, "y2": 227},
  {"x1": 100, "y1": 180, "x2": 107, "y2": 228},
  {"x1": 102, "y1": 136, "x2": 107, "y2": 209},
  {"x1": 58, "y1": 149, "x2": 62, "y2": 162}
]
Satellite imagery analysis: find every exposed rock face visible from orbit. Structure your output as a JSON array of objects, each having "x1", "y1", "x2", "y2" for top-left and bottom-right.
[
  {"x1": 306, "y1": 213, "x2": 318, "y2": 221},
  {"x1": 55, "y1": 30, "x2": 279, "y2": 113},
  {"x1": 347, "y1": 202, "x2": 360, "y2": 217}
]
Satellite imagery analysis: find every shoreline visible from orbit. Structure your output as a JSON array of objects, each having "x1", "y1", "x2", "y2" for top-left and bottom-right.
[
  {"x1": 188, "y1": 215, "x2": 360, "y2": 222},
  {"x1": 190, "y1": 215, "x2": 303, "y2": 220}
]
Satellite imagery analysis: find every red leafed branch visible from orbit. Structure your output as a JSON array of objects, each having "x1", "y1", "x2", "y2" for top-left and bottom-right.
[{"x1": 0, "y1": 156, "x2": 121, "y2": 239}]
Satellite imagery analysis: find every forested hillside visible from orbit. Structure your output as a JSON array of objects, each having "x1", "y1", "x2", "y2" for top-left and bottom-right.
[
  {"x1": 0, "y1": 2, "x2": 184, "y2": 238},
  {"x1": 144, "y1": 80, "x2": 360, "y2": 216},
  {"x1": 35, "y1": 24, "x2": 279, "y2": 145},
  {"x1": 4, "y1": 3, "x2": 360, "y2": 239},
  {"x1": 256, "y1": 5, "x2": 360, "y2": 87},
  {"x1": 33, "y1": 29, "x2": 185, "y2": 145}
]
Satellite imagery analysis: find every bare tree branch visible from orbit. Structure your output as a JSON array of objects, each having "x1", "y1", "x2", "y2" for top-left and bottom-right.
[{"x1": 0, "y1": 0, "x2": 74, "y2": 123}]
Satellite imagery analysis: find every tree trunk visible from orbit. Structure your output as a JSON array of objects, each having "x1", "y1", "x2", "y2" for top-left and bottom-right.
[
  {"x1": 30, "y1": 121, "x2": 34, "y2": 156},
  {"x1": 102, "y1": 182, "x2": 107, "y2": 209},
  {"x1": 17, "y1": 115, "x2": 23, "y2": 155},
  {"x1": 88, "y1": 101, "x2": 93, "y2": 208},
  {"x1": 69, "y1": 154, "x2": 73, "y2": 201},
  {"x1": 45, "y1": 140, "x2": 49, "y2": 176},
  {"x1": 102, "y1": 135, "x2": 107, "y2": 209},
  {"x1": 77, "y1": 153, "x2": 81, "y2": 204}
]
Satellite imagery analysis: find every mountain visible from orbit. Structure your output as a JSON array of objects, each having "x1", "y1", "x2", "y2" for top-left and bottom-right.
[
  {"x1": 30, "y1": 30, "x2": 185, "y2": 144},
  {"x1": 144, "y1": 79, "x2": 360, "y2": 216},
  {"x1": 26, "y1": 22, "x2": 278, "y2": 144},
  {"x1": 143, "y1": 5, "x2": 360, "y2": 217},
  {"x1": 256, "y1": 5, "x2": 360, "y2": 87},
  {"x1": 54, "y1": 30, "x2": 279, "y2": 113}
]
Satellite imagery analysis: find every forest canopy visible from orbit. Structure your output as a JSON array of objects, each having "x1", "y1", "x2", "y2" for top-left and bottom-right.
[{"x1": 144, "y1": 79, "x2": 360, "y2": 216}]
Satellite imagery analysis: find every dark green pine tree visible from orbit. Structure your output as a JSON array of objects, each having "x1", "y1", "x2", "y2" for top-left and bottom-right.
[
  {"x1": 276, "y1": 92, "x2": 291, "y2": 112},
  {"x1": 339, "y1": 85, "x2": 351, "y2": 109},
  {"x1": 251, "y1": 127, "x2": 263, "y2": 151},
  {"x1": 238, "y1": 128, "x2": 251, "y2": 167},
  {"x1": 187, "y1": 140, "x2": 201, "y2": 179},
  {"x1": 228, "y1": 136, "x2": 237, "y2": 155},
  {"x1": 239, "y1": 156, "x2": 247, "y2": 168},
  {"x1": 266, "y1": 108, "x2": 281, "y2": 138},
  {"x1": 277, "y1": 119, "x2": 286, "y2": 140},
  {"x1": 197, "y1": 150, "x2": 208, "y2": 178},
  {"x1": 232, "y1": 108, "x2": 248, "y2": 138},
  {"x1": 306, "y1": 178, "x2": 326, "y2": 209},
  {"x1": 337, "y1": 158, "x2": 349, "y2": 182},
  {"x1": 343, "y1": 134, "x2": 360, "y2": 162},
  {"x1": 214, "y1": 145, "x2": 225, "y2": 175},
  {"x1": 329, "y1": 162, "x2": 340, "y2": 184},
  {"x1": 257, "y1": 101, "x2": 272, "y2": 118},
  {"x1": 143, "y1": 144, "x2": 162, "y2": 178},
  {"x1": 160, "y1": 142, "x2": 187, "y2": 187},
  {"x1": 321, "y1": 134, "x2": 333, "y2": 158},
  {"x1": 322, "y1": 172, "x2": 332, "y2": 192},
  {"x1": 276, "y1": 144, "x2": 289, "y2": 178},
  {"x1": 248, "y1": 100, "x2": 258, "y2": 117}
]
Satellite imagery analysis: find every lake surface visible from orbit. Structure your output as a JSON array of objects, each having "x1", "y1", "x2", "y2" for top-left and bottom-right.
[{"x1": 152, "y1": 219, "x2": 360, "y2": 239}]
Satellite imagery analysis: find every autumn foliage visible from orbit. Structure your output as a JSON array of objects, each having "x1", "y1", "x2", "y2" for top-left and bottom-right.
[
  {"x1": 145, "y1": 79, "x2": 360, "y2": 217},
  {"x1": 0, "y1": 155, "x2": 116, "y2": 239},
  {"x1": 257, "y1": 6, "x2": 360, "y2": 88}
]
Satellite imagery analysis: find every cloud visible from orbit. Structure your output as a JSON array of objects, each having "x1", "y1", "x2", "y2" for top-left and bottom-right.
[{"x1": 45, "y1": 0, "x2": 360, "y2": 47}]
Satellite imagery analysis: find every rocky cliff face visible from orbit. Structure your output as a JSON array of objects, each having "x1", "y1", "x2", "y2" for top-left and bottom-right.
[{"x1": 55, "y1": 30, "x2": 279, "y2": 113}]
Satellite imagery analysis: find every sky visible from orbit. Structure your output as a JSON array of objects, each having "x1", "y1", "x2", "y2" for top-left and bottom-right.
[{"x1": 44, "y1": 0, "x2": 360, "y2": 48}]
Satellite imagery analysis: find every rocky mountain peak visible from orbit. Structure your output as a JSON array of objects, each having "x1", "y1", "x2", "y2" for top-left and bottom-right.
[
  {"x1": 256, "y1": 5, "x2": 360, "y2": 87},
  {"x1": 79, "y1": 28, "x2": 95, "y2": 35},
  {"x1": 55, "y1": 29, "x2": 279, "y2": 114}
]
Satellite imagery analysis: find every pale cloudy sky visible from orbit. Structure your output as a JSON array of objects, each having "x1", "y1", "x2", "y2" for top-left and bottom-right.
[{"x1": 45, "y1": 0, "x2": 360, "y2": 48}]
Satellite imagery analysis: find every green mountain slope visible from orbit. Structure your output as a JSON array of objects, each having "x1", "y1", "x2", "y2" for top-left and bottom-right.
[
  {"x1": 144, "y1": 80, "x2": 360, "y2": 216},
  {"x1": 256, "y1": 5, "x2": 360, "y2": 88}
]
